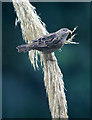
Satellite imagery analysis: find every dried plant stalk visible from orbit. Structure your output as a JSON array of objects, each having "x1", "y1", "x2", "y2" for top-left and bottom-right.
[
  {"x1": 12, "y1": 0, "x2": 68, "y2": 119},
  {"x1": 43, "y1": 53, "x2": 68, "y2": 118}
]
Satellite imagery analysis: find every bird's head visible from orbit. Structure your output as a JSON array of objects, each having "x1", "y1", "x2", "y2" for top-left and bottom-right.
[
  {"x1": 57, "y1": 28, "x2": 72, "y2": 37},
  {"x1": 56, "y1": 28, "x2": 72, "y2": 40},
  {"x1": 61, "y1": 28, "x2": 72, "y2": 34},
  {"x1": 56, "y1": 27, "x2": 78, "y2": 44}
]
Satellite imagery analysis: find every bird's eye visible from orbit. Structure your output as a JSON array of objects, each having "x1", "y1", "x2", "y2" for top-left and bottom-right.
[{"x1": 63, "y1": 29, "x2": 67, "y2": 32}]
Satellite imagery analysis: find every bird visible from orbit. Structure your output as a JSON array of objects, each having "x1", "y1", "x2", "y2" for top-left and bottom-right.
[{"x1": 16, "y1": 28, "x2": 76, "y2": 54}]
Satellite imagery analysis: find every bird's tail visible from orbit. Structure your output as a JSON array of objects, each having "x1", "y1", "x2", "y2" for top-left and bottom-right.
[{"x1": 16, "y1": 44, "x2": 32, "y2": 53}]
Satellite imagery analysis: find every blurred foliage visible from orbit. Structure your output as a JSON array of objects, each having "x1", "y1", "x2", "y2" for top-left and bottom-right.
[{"x1": 2, "y1": 2, "x2": 90, "y2": 118}]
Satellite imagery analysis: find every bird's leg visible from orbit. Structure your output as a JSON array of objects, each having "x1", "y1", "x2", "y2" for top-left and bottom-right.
[{"x1": 44, "y1": 53, "x2": 56, "y2": 61}]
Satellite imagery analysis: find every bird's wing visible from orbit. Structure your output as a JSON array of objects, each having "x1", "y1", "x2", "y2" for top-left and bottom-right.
[{"x1": 35, "y1": 33, "x2": 57, "y2": 48}]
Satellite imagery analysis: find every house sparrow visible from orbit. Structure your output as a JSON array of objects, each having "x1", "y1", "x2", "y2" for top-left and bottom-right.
[{"x1": 16, "y1": 27, "x2": 77, "y2": 54}]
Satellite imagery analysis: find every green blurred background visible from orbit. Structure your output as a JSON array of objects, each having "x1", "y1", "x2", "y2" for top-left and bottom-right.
[{"x1": 2, "y1": 2, "x2": 90, "y2": 118}]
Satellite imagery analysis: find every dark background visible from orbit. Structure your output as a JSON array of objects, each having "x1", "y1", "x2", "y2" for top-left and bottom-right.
[{"x1": 2, "y1": 2, "x2": 90, "y2": 118}]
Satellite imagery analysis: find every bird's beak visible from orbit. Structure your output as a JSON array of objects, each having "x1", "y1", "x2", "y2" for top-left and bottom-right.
[{"x1": 66, "y1": 30, "x2": 72, "y2": 34}]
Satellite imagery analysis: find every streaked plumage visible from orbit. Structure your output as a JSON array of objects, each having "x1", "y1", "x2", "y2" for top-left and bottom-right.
[{"x1": 16, "y1": 28, "x2": 72, "y2": 53}]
